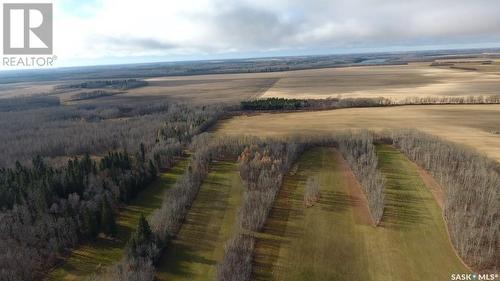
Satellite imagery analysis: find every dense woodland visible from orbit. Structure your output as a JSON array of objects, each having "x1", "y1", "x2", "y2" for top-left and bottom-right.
[
  {"x1": 0, "y1": 95, "x2": 224, "y2": 280},
  {"x1": 0, "y1": 95, "x2": 222, "y2": 167},
  {"x1": 392, "y1": 130, "x2": 499, "y2": 271}
]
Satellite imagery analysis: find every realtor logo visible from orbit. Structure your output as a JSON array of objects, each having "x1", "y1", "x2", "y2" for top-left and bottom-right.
[{"x1": 3, "y1": 3, "x2": 53, "y2": 55}]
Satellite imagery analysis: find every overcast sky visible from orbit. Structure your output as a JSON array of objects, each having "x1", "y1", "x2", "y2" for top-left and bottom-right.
[{"x1": 20, "y1": 0, "x2": 500, "y2": 66}]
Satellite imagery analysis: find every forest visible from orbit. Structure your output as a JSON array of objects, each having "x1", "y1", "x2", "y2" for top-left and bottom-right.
[
  {"x1": 0, "y1": 95, "x2": 224, "y2": 280},
  {"x1": 0, "y1": 90, "x2": 498, "y2": 280}
]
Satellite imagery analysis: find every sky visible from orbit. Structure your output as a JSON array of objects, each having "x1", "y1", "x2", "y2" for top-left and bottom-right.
[{"x1": 4, "y1": 0, "x2": 500, "y2": 67}]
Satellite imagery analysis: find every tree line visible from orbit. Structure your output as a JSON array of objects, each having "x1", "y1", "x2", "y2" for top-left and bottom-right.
[
  {"x1": 336, "y1": 132, "x2": 386, "y2": 225},
  {"x1": 217, "y1": 140, "x2": 304, "y2": 281},
  {"x1": 240, "y1": 95, "x2": 500, "y2": 111},
  {"x1": 391, "y1": 130, "x2": 499, "y2": 271},
  {"x1": 56, "y1": 79, "x2": 148, "y2": 90}
]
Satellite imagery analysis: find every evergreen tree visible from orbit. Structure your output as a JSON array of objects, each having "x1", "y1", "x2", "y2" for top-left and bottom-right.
[
  {"x1": 136, "y1": 213, "x2": 152, "y2": 244},
  {"x1": 148, "y1": 160, "x2": 157, "y2": 180},
  {"x1": 140, "y1": 143, "x2": 146, "y2": 163},
  {"x1": 83, "y1": 209, "x2": 99, "y2": 239},
  {"x1": 100, "y1": 197, "x2": 117, "y2": 237}
]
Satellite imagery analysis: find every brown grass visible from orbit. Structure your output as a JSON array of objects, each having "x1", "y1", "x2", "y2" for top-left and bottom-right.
[
  {"x1": 125, "y1": 75, "x2": 280, "y2": 104},
  {"x1": 259, "y1": 62, "x2": 500, "y2": 100},
  {"x1": 213, "y1": 104, "x2": 500, "y2": 162}
]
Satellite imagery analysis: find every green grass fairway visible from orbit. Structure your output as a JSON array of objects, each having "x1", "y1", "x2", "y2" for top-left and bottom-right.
[
  {"x1": 252, "y1": 146, "x2": 468, "y2": 281},
  {"x1": 47, "y1": 158, "x2": 189, "y2": 281},
  {"x1": 155, "y1": 160, "x2": 244, "y2": 281}
]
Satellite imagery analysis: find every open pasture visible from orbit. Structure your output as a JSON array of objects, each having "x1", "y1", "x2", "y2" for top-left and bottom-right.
[{"x1": 252, "y1": 146, "x2": 468, "y2": 281}]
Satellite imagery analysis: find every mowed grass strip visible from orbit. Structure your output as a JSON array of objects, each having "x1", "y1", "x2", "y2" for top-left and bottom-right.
[
  {"x1": 47, "y1": 157, "x2": 189, "y2": 281},
  {"x1": 252, "y1": 146, "x2": 468, "y2": 281},
  {"x1": 155, "y1": 160, "x2": 244, "y2": 281}
]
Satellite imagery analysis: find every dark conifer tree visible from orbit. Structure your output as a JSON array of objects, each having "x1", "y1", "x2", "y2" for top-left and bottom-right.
[{"x1": 101, "y1": 197, "x2": 117, "y2": 237}]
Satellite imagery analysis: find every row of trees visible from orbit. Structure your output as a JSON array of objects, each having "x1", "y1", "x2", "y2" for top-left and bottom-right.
[
  {"x1": 336, "y1": 132, "x2": 386, "y2": 225},
  {"x1": 237, "y1": 142, "x2": 304, "y2": 231},
  {"x1": 57, "y1": 79, "x2": 148, "y2": 90},
  {"x1": 70, "y1": 90, "x2": 117, "y2": 101},
  {"x1": 217, "y1": 140, "x2": 303, "y2": 281},
  {"x1": 240, "y1": 95, "x2": 500, "y2": 112},
  {"x1": 97, "y1": 134, "x2": 255, "y2": 281},
  {"x1": 391, "y1": 130, "x2": 499, "y2": 270}
]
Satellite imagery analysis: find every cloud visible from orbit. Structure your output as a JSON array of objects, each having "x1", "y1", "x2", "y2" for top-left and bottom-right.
[
  {"x1": 53, "y1": 0, "x2": 500, "y2": 64},
  {"x1": 102, "y1": 37, "x2": 176, "y2": 51}
]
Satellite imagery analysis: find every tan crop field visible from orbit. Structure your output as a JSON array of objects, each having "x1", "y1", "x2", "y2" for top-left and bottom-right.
[
  {"x1": 259, "y1": 62, "x2": 500, "y2": 100},
  {"x1": 4, "y1": 60, "x2": 500, "y2": 105},
  {"x1": 214, "y1": 104, "x2": 500, "y2": 162},
  {"x1": 123, "y1": 60, "x2": 500, "y2": 103},
  {"x1": 125, "y1": 75, "x2": 280, "y2": 104}
]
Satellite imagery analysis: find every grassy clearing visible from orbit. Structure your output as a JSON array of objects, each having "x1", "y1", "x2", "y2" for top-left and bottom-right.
[
  {"x1": 155, "y1": 160, "x2": 244, "y2": 281},
  {"x1": 252, "y1": 146, "x2": 468, "y2": 281},
  {"x1": 47, "y1": 158, "x2": 189, "y2": 281}
]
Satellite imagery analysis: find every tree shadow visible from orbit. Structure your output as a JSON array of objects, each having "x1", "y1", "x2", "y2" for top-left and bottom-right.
[
  {"x1": 377, "y1": 147, "x2": 432, "y2": 230},
  {"x1": 251, "y1": 170, "x2": 304, "y2": 281},
  {"x1": 156, "y1": 161, "x2": 234, "y2": 279}
]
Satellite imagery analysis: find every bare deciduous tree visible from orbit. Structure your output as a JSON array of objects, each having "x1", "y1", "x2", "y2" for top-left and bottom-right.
[{"x1": 304, "y1": 176, "x2": 321, "y2": 208}]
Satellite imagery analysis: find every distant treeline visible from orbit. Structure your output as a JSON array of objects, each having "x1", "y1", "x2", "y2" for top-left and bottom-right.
[
  {"x1": 70, "y1": 90, "x2": 118, "y2": 101},
  {"x1": 57, "y1": 79, "x2": 148, "y2": 90},
  {"x1": 0, "y1": 95, "x2": 60, "y2": 112},
  {"x1": 241, "y1": 95, "x2": 500, "y2": 111}
]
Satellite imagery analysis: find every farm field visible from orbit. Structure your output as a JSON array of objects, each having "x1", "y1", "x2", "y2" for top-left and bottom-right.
[
  {"x1": 156, "y1": 160, "x2": 244, "y2": 281},
  {"x1": 4, "y1": 60, "x2": 500, "y2": 105},
  {"x1": 126, "y1": 75, "x2": 280, "y2": 104},
  {"x1": 252, "y1": 146, "x2": 468, "y2": 281},
  {"x1": 47, "y1": 158, "x2": 189, "y2": 281},
  {"x1": 259, "y1": 62, "x2": 500, "y2": 100},
  {"x1": 214, "y1": 104, "x2": 500, "y2": 162}
]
